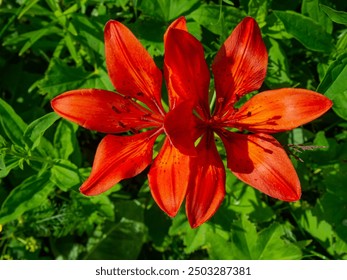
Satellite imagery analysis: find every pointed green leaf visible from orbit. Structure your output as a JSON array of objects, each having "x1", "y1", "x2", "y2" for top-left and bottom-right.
[
  {"x1": 24, "y1": 112, "x2": 60, "y2": 150},
  {"x1": 274, "y1": 10, "x2": 333, "y2": 52},
  {"x1": 53, "y1": 120, "x2": 81, "y2": 163},
  {"x1": 139, "y1": 0, "x2": 200, "y2": 22},
  {"x1": 0, "y1": 173, "x2": 54, "y2": 225},
  {"x1": 320, "y1": 4, "x2": 347, "y2": 25},
  {"x1": 35, "y1": 59, "x2": 113, "y2": 99},
  {"x1": 0, "y1": 155, "x2": 20, "y2": 179},
  {"x1": 302, "y1": 0, "x2": 333, "y2": 33},
  {"x1": 265, "y1": 37, "x2": 292, "y2": 88},
  {"x1": 50, "y1": 159, "x2": 81, "y2": 191},
  {"x1": 189, "y1": 4, "x2": 246, "y2": 37},
  {"x1": 19, "y1": 26, "x2": 57, "y2": 56},
  {"x1": 230, "y1": 216, "x2": 257, "y2": 259},
  {"x1": 0, "y1": 98, "x2": 27, "y2": 146},
  {"x1": 248, "y1": 0, "x2": 269, "y2": 27},
  {"x1": 317, "y1": 53, "x2": 347, "y2": 120},
  {"x1": 254, "y1": 223, "x2": 302, "y2": 259}
]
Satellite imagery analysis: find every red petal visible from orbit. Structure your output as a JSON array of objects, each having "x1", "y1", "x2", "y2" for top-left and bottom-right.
[
  {"x1": 231, "y1": 88, "x2": 333, "y2": 133},
  {"x1": 164, "y1": 16, "x2": 188, "y2": 42},
  {"x1": 80, "y1": 130, "x2": 158, "y2": 195},
  {"x1": 220, "y1": 131, "x2": 301, "y2": 201},
  {"x1": 164, "y1": 28, "x2": 210, "y2": 118},
  {"x1": 186, "y1": 131, "x2": 226, "y2": 228},
  {"x1": 105, "y1": 20, "x2": 164, "y2": 115},
  {"x1": 164, "y1": 102, "x2": 197, "y2": 156},
  {"x1": 148, "y1": 138, "x2": 190, "y2": 217},
  {"x1": 212, "y1": 17, "x2": 268, "y2": 115},
  {"x1": 51, "y1": 89, "x2": 162, "y2": 133}
]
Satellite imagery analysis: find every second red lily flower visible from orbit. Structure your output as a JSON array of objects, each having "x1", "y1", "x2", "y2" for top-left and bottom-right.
[{"x1": 163, "y1": 16, "x2": 333, "y2": 227}]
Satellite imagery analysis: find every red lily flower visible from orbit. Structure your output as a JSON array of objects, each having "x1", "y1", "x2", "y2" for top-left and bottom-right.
[
  {"x1": 51, "y1": 18, "x2": 194, "y2": 217},
  {"x1": 163, "y1": 17, "x2": 333, "y2": 227}
]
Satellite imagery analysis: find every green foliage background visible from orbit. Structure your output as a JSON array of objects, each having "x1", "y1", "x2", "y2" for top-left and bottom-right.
[{"x1": 1, "y1": 0, "x2": 347, "y2": 260}]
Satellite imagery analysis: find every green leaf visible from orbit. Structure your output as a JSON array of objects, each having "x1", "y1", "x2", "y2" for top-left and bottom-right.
[
  {"x1": 317, "y1": 53, "x2": 347, "y2": 120},
  {"x1": 302, "y1": 0, "x2": 333, "y2": 34},
  {"x1": 23, "y1": 112, "x2": 60, "y2": 150},
  {"x1": 0, "y1": 173, "x2": 54, "y2": 225},
  {"x1": 139, "y1": 0, "x2": 200, "y2": 22},
  {"x1": 53, "y1": 120, "x2": 81, "y2": 163},
  {"x1": 248, "y1": 0, "x2": 269, "y2": 27},
  {"x1": 0, "y1": 155, "x2": 20, "y2": 179},
  {"x1": 19, "y1": 26, "x2": 60, "y2": 56},
  {"x1": 144, "y1": 204, "x2": 171, "y2": 247},
  {"x1": 209, "y1": 216, "x2": 302, "y2": 259},
  {"x1": 298, "y1": 209, "x2": 333, "y2": 244},
  {"x1": 0, "y1": 98, "x2": 27, "y2": 146},
  {"x1": 227, "y1": 181, "x2": 274, "y2": 222},
  {"x1": 86, "y1": 219, "x2": 147, "y2": 259},
  {"x1": 86, "y1": 200, "x2": 146, "y2": 259},
  {"x1": 64, "y1": 32, "x2": 81, "y2": 65},
  {"x1": 35, "y1": 59, "x2": 113, "y2": 99},
  {"x1": 274, "y1": 10, "x2": 334, "y2": 52},
  {"x1": 229, "y1": 216, "x2": 257, "y2": 259},
  {"x1": 321, "y1": 165, "x2": 347, "y2": 245},
  {"x1": 262, "y1": 13, "x2": 292, "y2": 40},
  {"x1": 71, "y1": 14, "x2": 104, "y2": 55},
  {"x1": 50, "y1": 159, "x2": 81, "y2": 191},
  {"x1": 253, "y1": 223, "x2": 302, "y2": 259},
  {"x1": 189, "y1": 4, "x2": 246, "y2": 38},
  {"x1": 265, "y1": 37, "x2": 292, "y2": 88},
  {"x1": 184, "y1": 224, "x2": 209, "y2": 254},
  {"x1": 320, "y1": 4, "x2": 347, "y2": 25},
  {"x1": 207, "y1": 232, "x2": 234, "y2": 259}
]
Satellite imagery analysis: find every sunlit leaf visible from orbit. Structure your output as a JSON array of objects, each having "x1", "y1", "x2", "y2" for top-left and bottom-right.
[
  {"x1": 50, "y1": 159, "x2": 81, "y2": 191},
  {"x1": 317, "y1": 53, "x2": 347, "y2": 120},
  {"x1": 320, "y1": 4, "x2": 347, "y2": 25},
  {"x1": 0, "y1": 173, "x2": 54, "y2": 225},
  {"x1": 274, "y1": 10, "x2": 333, "y2": 52},
  {"x1": 24, "y1": 112, "x2": 60, "y2": 150}
]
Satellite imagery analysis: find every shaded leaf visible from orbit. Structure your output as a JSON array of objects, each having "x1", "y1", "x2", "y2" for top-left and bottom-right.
[
  {"x1": 35, "y1": 59, "x2": 113, "y2": 99},
  {"x1": 0, "y1": 98, "x2": 27, "y2": 146}
]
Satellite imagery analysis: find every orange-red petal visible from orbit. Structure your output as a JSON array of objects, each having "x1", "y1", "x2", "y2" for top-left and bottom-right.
[
  {"x1": 148, "y1": 138, "x2": 190, "y2": 217},
  {"x1": 220, "y1": 131, "x2": 301, "y2": 201},
  {"x1": 212, "y1": 17, "x2": 268, "y2": 115},
  {"x1": 230, "y1": 88, "x2": 333, "y2": 133},
  {"x1": 164, "y1": 16, "x2": 188, "y2": 42},
  {"x1": 164, "y1": 101, "x2": 197, "y2": 156},
  {"x1": 51, "y1": 89, "x2": 161, "y2": 133},
  {"x1": 186, "y1": 131, "x2": 226, "y2": 228},
  {"x1": 164, "y1": 28, "x2": 210, "y2": 117},
  {"x1": 80, "y1": 130, "x2": 158, "y2": 195},
  {"x1": 105, "y1": 20, "x2": 164, "y2": 114}
]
